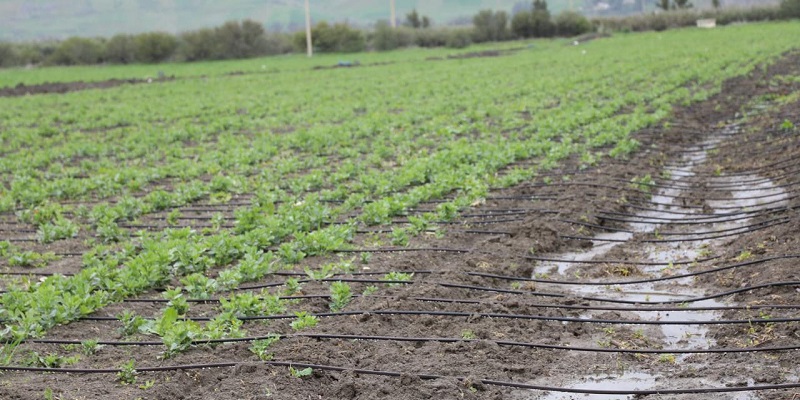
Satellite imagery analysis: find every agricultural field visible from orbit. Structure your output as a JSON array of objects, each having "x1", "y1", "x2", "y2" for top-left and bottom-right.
[{"x1": 0, "y1": 22, "x2": 799, "y2": 399}]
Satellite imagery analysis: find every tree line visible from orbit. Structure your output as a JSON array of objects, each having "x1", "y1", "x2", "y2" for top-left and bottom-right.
[{"x1": 0, "y1": 0, "x2": 798, "y2": 68}]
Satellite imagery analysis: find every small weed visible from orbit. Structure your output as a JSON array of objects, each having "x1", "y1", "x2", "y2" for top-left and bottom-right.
[
  {"x1": 289, "y1": 366, "x2": 313, "y2": 378},
  {"x1": 381, "y1": 272, "x2": 413, "y2": 287},
  {"x1": 117, "y1": 359, "x2": 137, "y2": 385},
  {"x1": 359, "y1": 252, "x2": 371, "y2": 264},
  {"x1": 250, "y1": 334, "x2": 281, "y2": 361},
  {"x1": 290, "y1": 312, "x2": 319, "y2": 331},
  {"x1": 734, "y1": 250, "x2": 752, "y2": 262},
  {"x1": 362, "y1": 285, "x2": 378, "y2": 296},
  {"x1": 658, "y1": 354, "x2": 676, "y2": 363},
  {"x1": 461, "y1": 330, "x2": 476, "y2": 340},
  {"x1": 81, "y1": 339, "x2": 103, "y2": 355},
  {"x1": 139, "y1": 379, "x2": 156, "y2": 390},
  {"x1": 329, "y1": 281, "x2": 352, "y2": 312}
]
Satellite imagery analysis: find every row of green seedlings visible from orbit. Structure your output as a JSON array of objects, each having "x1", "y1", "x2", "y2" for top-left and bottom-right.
[
  {"x1": 110, "y1": 266, "x2": 412, "y2": 360},
  {"x1": 0, "y1": 240, "x2": 60, "y2": 268}
]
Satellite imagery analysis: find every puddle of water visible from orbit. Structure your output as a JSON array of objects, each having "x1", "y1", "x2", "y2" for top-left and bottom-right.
[
  {"x1": 534, "y1": 372, "x2": 657, "y2": 400},
  {"x1": 529, "y1": 126, "x2": 793, "y2": 396}
]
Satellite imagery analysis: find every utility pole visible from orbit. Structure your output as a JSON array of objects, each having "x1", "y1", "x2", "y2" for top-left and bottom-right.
[
  {"x1": 390, "y1": 0, "x2": 396, "y2": 28},
  {"x1": 304, "y1": 0, "x2": 312, "y2": 57}
]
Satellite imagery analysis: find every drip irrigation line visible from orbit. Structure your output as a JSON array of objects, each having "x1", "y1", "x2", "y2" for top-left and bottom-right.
[
  {"x1": 25, "y1": 333, "x2": 800, "y2": 355},
  {"x1": 470, "y1": 255, "x2": 800, "y2": 286},
  {"x1": 63, "y1": 308, "x2": 800, "y2": 326},
  {"x1": 448, "y1": 280, "x2": 800, "y2": 305},
  {"x1": 624, "y1": 203, "x2": 790, "y2": 217},
  {"x1": 565, "y1": 216, "x2": 790, "y2": 237},
  {"x1": 0, "y1": 271, "x2": 75, "y2": 277},
  {"x1": 522, "y1": 254, "x2": 720, "y2": 266},
  {"x1": 596, "y1": 207, "x2": 789, "y2": 225},
  {"x1": 6, "y1": 359, "x2": 800, "y2": 395},
  {"x1": 331, "y1": 247, "x2": 470, "y2": 254},
  {"x1": 558, "y1": 219, "x2": 633, "y2": 233},
  {"x1": 70, "y1": 298, "x2": 800, "y2": 323},
  {"x1": 663, "y1": 152, "x2": 799, "y2": 175},
  {"x1": 656, "y1": 167, "x2": 800, "y2": 188},
  {"x1": 560, "y1": 217, "x2": 789, "y2": 243},
  {"x1": 617, "y1": 177, "x2": 800, "y2": 192},
  {"x1": 355, "y1": 229, "x2": 511, "y2": 236}
]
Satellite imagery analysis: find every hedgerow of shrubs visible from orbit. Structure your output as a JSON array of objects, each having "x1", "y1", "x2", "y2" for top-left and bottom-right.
[{"x1": 0, "y1": 0, "x2": 797, "y2": 69}]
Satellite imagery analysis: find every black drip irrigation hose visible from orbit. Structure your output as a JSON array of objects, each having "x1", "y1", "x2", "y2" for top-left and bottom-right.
[
  {"x1": 522, "y1": 254, "x2": 720, "y2": 266},
  {"x1": 24, "y1": 333, "x2": 800, "y2": 355},
  {"x1": 3, "y1": 360, "x2": 800, "y2": 395},
  {"x1": 561, "y1": 216, "x2": 789, "y2": 237},
  {"x1": 596, "y1": 206, "x2": 790, "y2": 225},
  {"x1": 43, "y1": 308, "x2": 800, "y2": 326},
  {"x1": 617, "y1": 177, "x2": 800, "y2": 193},
  {"x1": 439, "y1": 280, "x2": 800, "y2": 305},
  {"x1": 559, "y1": 217, "x2": 790, "y2": 243},
  {"x1": 471, "y1": 255, "x2": 800, "y2": 286},
  {"x1": 655, "y1": 166, "x2": 800, "y2": 188}
]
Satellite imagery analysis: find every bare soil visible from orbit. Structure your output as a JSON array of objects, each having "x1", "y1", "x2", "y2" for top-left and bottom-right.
[{"x1": 0, "y1": 76, "x2": 175, "y2": 97}]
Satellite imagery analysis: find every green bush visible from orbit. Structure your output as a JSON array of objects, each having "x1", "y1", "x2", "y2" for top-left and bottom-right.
[
  {"x1": 413, "y1": 28, "x2": 451, "y2": 47},
  {"x1": 180, "y1": 28, "x2": 217, "y2": 61},
  {"x1": 134, "y1": 32, "x2": 178, "y2": 63},
  {"x1": 48, "y1": 37, "x2": 104, "y2": 65},
  {"x1": 782, "y1": 0, "x2": 800, "y2": 18},
  {"x1": 555, "y1": 11, "x2": 592, "y2": 36},
  {"x1": 214, "y1": 20, "x2": 269, "y2": 59},
  {"x1": 105, "y1": 34, "x2": 137, "y2": 64},
  {"x1": 295, "y1": 22, "x2": 366, "y2": 53},
  {"x1": 0, "y1": 42, "x2": 19, "y2": 67},
  {"x1": 445, "y1": 29, "x2": 472, "y2": 49},
  {"x1": 472, "y1": 10, "x2": 510, "y2": 42},
  {"x1": 511, "y1": 11, "x2": 534, "y2": 38},
  {"x1": 371, "y1": 21, "x2": 414, "y2": 51}
]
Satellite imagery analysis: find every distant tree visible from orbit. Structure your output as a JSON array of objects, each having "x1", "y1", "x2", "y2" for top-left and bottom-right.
[
  {"x1": 372, "y1": 20, "x2": 412, "y2": 51},
  {"x1": 180, "y1": 28, "x2": 217, "y2": 61},
  {"x1": 472, "y1": 10, "x2": 509, "y2": 42},
  {"x1": 0, "y1": 42, "x2": 19, "y2": 68},
  {"x1": 511, "y1": 11, "x2": 534, "y2": 38},
  {"x1": 214, "y1": 20, "x2": 269, "y2": 59},
  {"x1": 555, "y1": 11, "x2": 592, "y2": 36},
  {"x1": 134, "y1": 32, "x2": 178, "y2": 63},
  {"x1": 656, "y1": 0, "x2": 670, "y2": 10},
  {"x1": 294, "y1": 21, "x2": 365, "y2": 53},
  {"x1": 712, "y1": 0, "x2": 720, "y2": 8},
  {"x1": 405, "y1": 9, "x2": 421, "y2": 28},
  {"x1": 531, "y1": 0, "x2": 555, "y2": 37},
  {"x1": 781, "y1": 0, "x2": 800, "y2": 17},
  {"x1": 421, "y1": 16, "x2": 432, "y2": 28},
  {"x1": 105, "y1": 34, "x2": 137, "y2": 64},
  {"x1": 673, "y1": 0, "x2": 692, "y2": 9},
  {"x1": 49, "y1": 37, "x2": 104, "y2": 65}
]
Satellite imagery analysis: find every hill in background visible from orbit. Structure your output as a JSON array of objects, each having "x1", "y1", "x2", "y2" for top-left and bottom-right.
[{"x1": 1, "y1": 0, "x2": 778, "y2": 42}]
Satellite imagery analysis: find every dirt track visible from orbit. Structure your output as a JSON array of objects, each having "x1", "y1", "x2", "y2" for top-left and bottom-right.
[{"x1": 0, "y1": 53, "x2": 798, "y2": 399}]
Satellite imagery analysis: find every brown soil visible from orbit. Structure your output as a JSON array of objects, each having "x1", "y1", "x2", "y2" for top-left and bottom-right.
[
  {"x1": 0, "y1": 53, "x2": 799, "y2": 400},
  {"x1": 0, "y1": 76, "x2": 175, "y2": 97}
]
